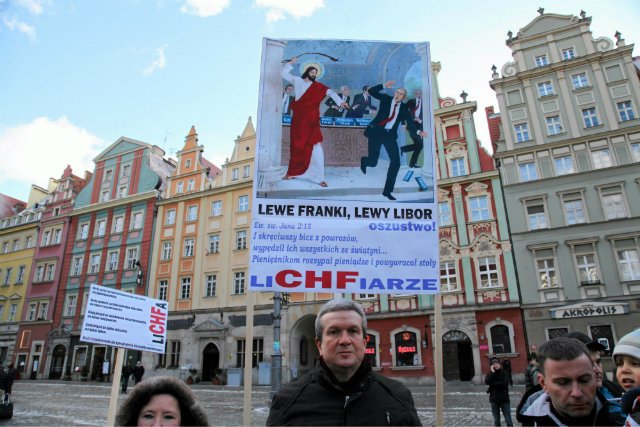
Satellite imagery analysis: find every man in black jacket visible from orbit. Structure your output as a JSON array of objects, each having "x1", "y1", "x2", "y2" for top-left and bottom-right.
[
  {"x1": 485, "y1": 357, "x2": 514, "y2": 426},
  {"x1": 519, "y1": 337, "x2": 615, "y2": 426},
  {"x1": 267, "y1": 298, "x2": 421, "y2": 426}
]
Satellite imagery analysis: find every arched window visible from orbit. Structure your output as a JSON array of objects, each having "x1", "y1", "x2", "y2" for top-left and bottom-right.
[
  {"x1": 394, "y1": 331, "x2": 419, "y2": 366},
  {"x1": 490, "y1": 324, "x2": 512, "y2": 354}
]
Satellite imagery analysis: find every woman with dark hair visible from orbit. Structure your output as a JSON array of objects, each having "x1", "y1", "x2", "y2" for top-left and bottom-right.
[{"x1": 116, "y1": 376, "x2": 209, "y2": 426}]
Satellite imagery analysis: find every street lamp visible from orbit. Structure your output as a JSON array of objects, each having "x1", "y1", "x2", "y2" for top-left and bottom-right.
[
  {"x1": 136, "y1": 261, "x2": 143, "y2": 287},
  {"x1": 270, "y1": 292, "x2": 290, "y2": 399}
]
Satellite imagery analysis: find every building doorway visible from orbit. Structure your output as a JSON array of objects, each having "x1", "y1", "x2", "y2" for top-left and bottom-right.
[
  {"x1": 201, "y1": 343, "x2": 220, "y2": 382},
  {"x1": 91, "y1": 347, "x2": 106, "y2": 380},
  {"x1": 289, "y1": 315, "x2": 318, "y2": 382},
  {"x1": 442, "y1": 330, "x2": 474, "y2": 381},
  {"x1": 49, "y1": 345, "x2": 66, "y2": 379}
]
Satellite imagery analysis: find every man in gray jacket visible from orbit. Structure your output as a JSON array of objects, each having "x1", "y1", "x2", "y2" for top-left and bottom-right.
[{"x1": 267, "y1": 298, "x2": 421, "y2": 426}]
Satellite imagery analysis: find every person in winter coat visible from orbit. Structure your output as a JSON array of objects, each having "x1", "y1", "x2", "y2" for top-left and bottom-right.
[
  {"x1": 115, "y1": 376, "x2": 208, "y2": 426},
  {"x1": 485, "y1": 357, "x2": 513, "y2": 426},
  {"x1": 133, "y1": 361, "x2": 145, "y2": 385},
  {"x1": 267, "y1": 298, "x2": 421, "y2": 426},
  {"x1": 4, "y1": 364, "x2": 16, "y2": 396},
  {"x1": 524, "y1": 353, "x2": 540, "y2": 391},
  {"x1": 519, "y1": 337, "x2": 616, "y2": 426},
  {"x1": 121, "y1": 364, "x2": 132, "y2": 394}
]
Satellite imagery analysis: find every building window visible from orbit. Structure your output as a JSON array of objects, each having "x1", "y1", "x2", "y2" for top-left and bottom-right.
[
  {"x1": 236, "y1": 230, "x2": 247, "y2": 250},
  {"x1": 238, "y1": 195, "x2": 249, "y2": 212},
  {"x1": 208, "y1": 235, "x2": 220, "y2": 254},
  {"x1": 205, "y1": 274, "x2": 217, "y2": 297},
  {"x1": 180, "y1": 277, "x2": 191, "y2": 299},
  {"x1": 514, "y1": 123, "x2": 530, "y2": 143},
  {"x1": 236, "y1": 338, "x2": 264, "y2": 368},
  {"x1": 575, "y1": 253, "x2": 600, "y2": 285},
  {"x1": 12, "y1": 239, "x2": 19, "y2": 251},
  {"x1": 185, "y1": 159, "x2": 191, "y2": 168},
  {"x1": 126, "y1": 247, "x2": 139, "y2": 269},
  {"x1": 618, "y1": 249, "x2": 640, "y2": 281},
  {"x1": 469, "y1": 195, "x2": 490, "y2": 221},
  {"x1": 631, "y1": 144, "x2": 640, "y2": 162},
  {"x1": 1, "y1": 242, "x2": 7, "y2": 253},
  {"x1": 554, "y1": 156, "x2": 574, "y2": 175},
  {"x1": 8, "y1": 304, "x2": 17, "y2": 322},
  {"x1": 78, "y1": 224, "x2": 89, "y2": 240},
  {"x1": 117, "y1": 185, "x2": 127, "y2": 199},
  {"x1": 561, "y1": 47, "x2": 576, "y2": 60},
  {"x1": 561, "y1": 192, "x2": 587, "y2": 225},
  {"x1": 89, "y1": 254, "x2": 101, "y2": 274},
  {"x1": 438, "y1": 202, "x2": 452, "y2": 227},
  {"x1": 232, "y1": 168, "x2": 239, "y2": 181},
  {"x1": 73, "y1": 347, "x2": 87, "y2": 372},
  {"x1": 440, "y1": 261, "x2": 459, "y2": 292},
  {"x1": 365, "y1": 333, "x2": 378, "y2": 367},
  {"x1": 107, "y1": 251, "x2": 118, "y2": 271},
  {"x1": 186, "y1": 179, "x2": 195, "y2": 192},
  {"x1": 27, "y1": 303, "x2": 36, "y2": 321},
  {"x1": 211, "y1": 200, "x2": 222, "y2": 216},
  {"x1": 64, "y1": 294, "x2": 77, "y2": 317},
  {"x1": 3, "y1": 268, "x2": 12, "y2": 285},
  {"x1": 534, "y1": 55, "x2": 548, "y2": 67},
  {"x1": 571, "y1": 71, "x2": 588, "y2": 89},
  {"x1": 42, "y1": 230, "x2": 51, "y2": 246},
  {"x1": 46, "y1": 264, "x2": 55, "y2": 281},
  {"x1": 187, "y1": 205, "x2": 198, "y2": 222},
  {"x1": 38, "y1": 302, "x2": 48, "y2": 320},
  {"x1": 121, "y1": 164, "x2": 131, "y2": 177},
  {"x1": 161, "y1": 242, "x2": 172, "y2": 260},
  {"x1": 104, "y1": 169, "x2": 113, "y2": 182},
  {"x1": 537, "y1": 81, "x2": 554, "y2": 97},
  {"x1": 158, "y1": 280, "x2": 168, "y2": 301},
  {"x1": 537, "y1": 258, "x2": 558, "y2": 289},
  {"x1": 617, "y1": 101, "x2": 635, "y2": 122},
  {"x1": 165, "y1": 209, "x2": 176, "y2": 225},
  {"x1": 519, "y1": 162, "x2": 538, "y2": 182},
  {"x1": 113, "y1": 216, "x2": 124, "y2": 233},
  {"x1": 590, "y1": 148, "x2": 613, "y2": 169},
  {"x1": 71, "y1": 256, "x2": 83, "y2": 276},
  {"x1": 16, "y1": 266, "x2": 25, "y2": 284},
  {"x1": 478, "y1": 256, "x2": 500, "y2": 288},
  {"x1": 582, "y1": 107, "x2": 600, "y2": 128},
  {"x1": 183, "y1": 238, "x2": 194, "y2": 257},
  {"x1": 131, "y1": 211, "x2": 143, "y2": 229},
  {"x1": 525, "y1": 199, "x2": 548, "y2": 230},
  {"x1": 35, "y1": 265, "x2": 44, "y2": 282},
  {"x1": 450, "y1": 157, "x2": 466, "y2": 177},
  {"x1": 100, "y1": 190, "x2": 110, "y2": 203},
  {"x1": 169, "y1": 341, "x2": 181, "y2": 368},
  {"x1": 601, "y1": 193, "x2": 627, "y2": 220},
  {"x1": 96, "y1": 219, "x2": 106, "y2": 237},
  {"x1": 234, "y1": 271, "x2": 245, "y2": 294},
  {"x1": 590, "y1": 325, "x2": 614, "y2": 357},
  {"x1": 242, "y1": 165, "x2": 251, "y2": 178},
  {"x1": 176, "y1": 182, "x2": 184, "y2": 194},
  {"x1": 490, "y1": 325, "x2": 512, "y2": 353},
  {"x1": 546, "y1": 116, "x2": 562, "y2": 135},
  {"x1": 394, "y1": 331, "x2": 419, "y2": 366},
  {"x1": 25, "y1": 236, "x2": 33, "y2": 248}
]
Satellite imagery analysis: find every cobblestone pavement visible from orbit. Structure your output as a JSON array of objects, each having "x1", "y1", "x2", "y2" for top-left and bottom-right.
[{"x1": 6, "y1": 380, "x2": 526, "y2": 426}]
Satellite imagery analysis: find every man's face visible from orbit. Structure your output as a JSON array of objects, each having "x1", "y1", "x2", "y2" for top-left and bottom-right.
[
  {"x1": 616, "y1": 355, "x2": 640, "y2": 391},
  {"x1": 414, "y1": 89, "x2": 422, "y2": 99},
  {"x1": 315, "y1": 310, "x2": 366, "y2": 380},
  {"x1": 588, "y1": 350, "x2": 603, "y2": 388},
  {"x1": 539, "y1": 354, "x2": 597, "y2": 418},
  {"x1": 393, "y1": 88, "x2": 407, "y2": 102},
  {"x1": 491, "y1": 361, "x2": 501, "y2": 371},
  {"x1": 285, "y1": 85, "x2": 293, "y2": 94},
  {"x1": 307, "y1": 69, "x2": 317, "y2": 81},
  {"x1": 341, "y1": 87, "x2": 350, "y2": 96}
]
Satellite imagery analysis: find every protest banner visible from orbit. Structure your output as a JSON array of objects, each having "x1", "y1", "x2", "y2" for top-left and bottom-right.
[{"x1": 251, "y1": 38, "x2": 439, "y2": 295}]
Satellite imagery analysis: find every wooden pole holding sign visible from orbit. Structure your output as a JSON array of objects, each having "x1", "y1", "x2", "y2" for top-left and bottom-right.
[
  {"x1": 106, "y1": 347, "x2": 125, "y2": 426},
  {"x1": 243, "y1": 291, "x2": 255, "y2": 426},
  {"x1": 434, "y1": 294, "x2": 444, "y2": 426}
]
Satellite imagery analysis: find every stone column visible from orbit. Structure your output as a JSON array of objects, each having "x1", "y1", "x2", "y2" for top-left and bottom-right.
[{"x1": 257, "y1": 38, "x2": 287, "y2": 190}]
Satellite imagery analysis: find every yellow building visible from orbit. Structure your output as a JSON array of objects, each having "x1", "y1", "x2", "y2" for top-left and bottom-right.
[
  {"x1": 0, "y1": 192, "x2": 44, "y2": 366},
  {"x1": 145, "y1": 119, "x2": 276, "y2": 383}
]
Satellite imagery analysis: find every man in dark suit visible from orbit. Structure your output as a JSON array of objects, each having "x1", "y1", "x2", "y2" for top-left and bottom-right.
[
  {"x1": 346, "y1": 85, "x2": 377, "y2": 118},
  {"x1": 360, "y1": 81, "x2": 425, "y2": 200},
  {"x1": 282, "y1": 84, "x2": 294, "y2": 115},
  {"x1": 401, "y1": 88, "x2": 424, "y2": 168},
  {"x1": 323, "y1": 85, "x2": 351, "y2": 117}
]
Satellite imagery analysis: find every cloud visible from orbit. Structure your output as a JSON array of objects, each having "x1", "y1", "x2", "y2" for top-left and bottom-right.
[
  {"x1": 1, "y1": 15, "x2": 36, "y2": 40},
  {"x1": 142, "y1": 45, "x2": 167, "y2": 76},
  {"x1": 0, "y1": 117, "x2": 103, "y2": 188},
  {"x1": 15, "y1": 0, "x2": 50, "y2": 15},
  {"x1": 180, "y1": 0, "x2": 229, "y2": 17},
  {"x1": 254, "y1": 0, "x2": 325, "y2": 22}
]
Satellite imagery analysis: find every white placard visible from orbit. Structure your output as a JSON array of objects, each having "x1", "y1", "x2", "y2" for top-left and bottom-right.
[{"x1": 80, "y1": 284, "x2": 168, "y2": 353}]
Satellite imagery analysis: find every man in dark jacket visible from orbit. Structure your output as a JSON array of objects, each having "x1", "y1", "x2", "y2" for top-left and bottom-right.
[
  {"x1": 267, "y1": 298, "x2": 421, "y2": 426},
  {"x1": 519, "y1": 337, "x2": 616, "y2": 426},
  {"x1": 485, "y1": 357, "x2": 513, "y2": 426}
]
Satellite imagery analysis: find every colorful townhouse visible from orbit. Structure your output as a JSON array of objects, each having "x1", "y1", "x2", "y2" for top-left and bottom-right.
[
  {"x1": 46, "y1": 137, "x2": 174, "y2": 380},
  {"x1": 13, "y1": 166, "x2": 89, "y2": 379},
  {"x1": 488, "y1": 10, "x2": 640, "y2": 359}
]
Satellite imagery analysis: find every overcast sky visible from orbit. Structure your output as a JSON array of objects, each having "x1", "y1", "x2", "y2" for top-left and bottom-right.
[{"x1": 2, "y1": 0, "x2": 639, "y2": 202}]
